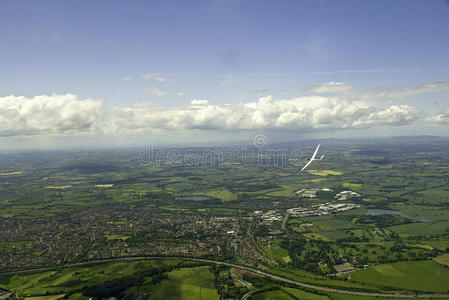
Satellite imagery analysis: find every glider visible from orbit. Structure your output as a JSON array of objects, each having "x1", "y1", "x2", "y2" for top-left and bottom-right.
[{"x1": 299, "y1": 144, "x2": 324, "y2": 172}]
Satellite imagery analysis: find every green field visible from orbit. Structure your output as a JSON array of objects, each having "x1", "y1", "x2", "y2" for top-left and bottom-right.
[
  {"x1": 250, "y1": 289, "x2": 295, "y2": 300},
  {"x1": 25, "y1": 295, "x2": 65, "y2": 300},
  {"x1": 389, "y1": 221, "x2": 449, "y2": 235},
  {"x1": 251, "y1": 288, "x2": 330, "y2": 300},
  {"x1": 307, "y1": 170, "x2": 343, "y2": 176},
  {"x1": 149, "y1": 266, "x2": 219, "y2": 300},
  {"x1": 264, "y1": 239, "x2": 291, "y2": 263},
  {"x1": 203, "y1": 189, "x2": 237, "y2": 202},
  {"x1": 282, "y1": 287, "x2": 329, "y2": 299},
  {"x1": 105, "y1": 234, "x2": 131, "y2": 241},
  {"x1": 5, "y1": 259, "x2": 182, "y2": 296},
  {"x1": 351, "y1": 260, "x2": 449, "y2": 292}
]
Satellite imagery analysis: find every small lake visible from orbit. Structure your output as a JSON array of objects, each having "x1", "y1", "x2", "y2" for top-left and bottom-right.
[
  {"x1": 366, "y1": 209, "x2": 431, "y2": 222},
  {"x1": 176, "y1": 196, "x2": 212, "y2": 201}
]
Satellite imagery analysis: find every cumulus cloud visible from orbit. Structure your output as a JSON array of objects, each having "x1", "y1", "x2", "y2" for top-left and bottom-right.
[
  {"x1": 108, "y1": 95, "x2": 420, "y2": 134},
  {"x1": 176, "y1": 91, "x2": 185, "y2": 98},
  {"x1": 0, "y1": 94, "x2": 103, "y2": 136},
  {"x1": 147, "y1": 88, "x2": 167, "y2": 97},
  {"x1": 142, "y1": 73, "x2": 172, "y2": 83},
  {"x1": 429, "y1": 108, "x2": 449, "y2": 125},
  {"x1": 307, "y1": 81, "x2": 352, "y2": 94},
  {"x1": 351, "y1": 105, "x2": 419, "y2": 128},
  {"x1": 0, "y1": 93, "x2": 422, "y2": 137},
  {"x1": 122, "y1": 77, "x2": 132, "y2": 81}
]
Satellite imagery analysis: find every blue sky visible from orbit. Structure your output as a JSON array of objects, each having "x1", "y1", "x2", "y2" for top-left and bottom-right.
[{"x1": 0, "y1": 0, "x2": 449, "y2": 148}]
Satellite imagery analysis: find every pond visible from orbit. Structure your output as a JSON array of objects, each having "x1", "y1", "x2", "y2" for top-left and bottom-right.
[
  {"x1": 176, "y1": 196, "x2": 212, "y2": 201},
  {"x1": 366, "y1": 209, "x2": 431, "y2": 222}
]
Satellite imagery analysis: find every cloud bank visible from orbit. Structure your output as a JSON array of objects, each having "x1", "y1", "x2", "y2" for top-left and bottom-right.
[
  {"x1": 0, "y1": 94, "x2": 102, "y2": 137},
  {"x1": 0, "y1": 93, "x2": 421, "y2": 137}
]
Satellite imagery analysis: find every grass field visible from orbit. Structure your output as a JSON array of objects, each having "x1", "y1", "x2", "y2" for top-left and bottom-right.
[
  {"x1": 389, "y1": 221, "x2": 449, "y2": 235},
  {"x1": 307, "y1": 170, "x2": 343, "y2": 176},
  {"x1": 282, "y1": 287, "x2": 329, "y2": 299},
  {"x1": 421, "y1": 240, "x2": 449, "y2": 250},
  {"x1": 105, "y1": 234, "x2": 131, "y2": 241},
  {"x1": 44, "y1": 186, "x2": 72, "y2": 189},
  {"x1": 0, "y1": 171, "x2": 23, "y2": 176},
  {"x1": 94, "y1": 184, "x2": 113, "y2": 188},
  {"x1": 351, "y1": 260, "x2": 449, "y2": 292},
  {"x1": 250, "y1": 289, "x2": 295, "y2": 300},
  {"x1": 434, "y1": 253, "x2": 449, "y2": 267},
  {"x1": 266, "y1": 185, "x2": 297, "y2": 197},
  {"x1": 25, "y1": 295, "x2": 65, "y2": 300},
  {"x1": 342, "y1": 183, "x2": 362, "y2": 190},
  {"x1": 326, "y1": 294, "x2": 449, "y2": 300},
  {"x1": 6, "y1": 259, "x2": 182, "y2": 296},
  {"x1": 203, "y1": 189, "x2": 237, "y2": 202},
  {"x1": 390, "y1": 204, "x2": 449, "y2": 222},
  {"x1": 318, "y1": 230, "x2": 350, "y2": 241},
  {"x1": 149, "y1": 266, "x2": 219, "y2": 300},
  {"x1": 303, "y1": 233, "x2": 331, "y2": 242},
  {"x1": 264, "y1": 239, "x2": 291, "y2": 263}
]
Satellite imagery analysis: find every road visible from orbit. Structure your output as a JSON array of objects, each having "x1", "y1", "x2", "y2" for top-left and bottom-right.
[{"x1": 2, "y1": 256, "x2": 449, "y2": 298}]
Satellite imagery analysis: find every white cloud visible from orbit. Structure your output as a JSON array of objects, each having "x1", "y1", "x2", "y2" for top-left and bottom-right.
[
  {"x1": 351, "y1": 105, "x2": 419, "y2": 128},
  {"x1": 0, "y1": 94, "x2": 103, "y2": 136},
  {"x1": 108, "y1": 95, "x2": 420, "y2": 134},
  {"x1": 220, "y1": 82, "x2": 230, "y2": 87},
  {"x1": 122, "y1": 77, "x2": 132, "y2": 81},
  {"x1": 0, "y1": 93, "x2": 422, "y2": 138},
  {"x1": 176, "y1": 91, "x2": 185, "y2": 98},
  {"x1": 190, "y1": 99, "x2": 209, "y2": 106},
  {"x1": 429, "y1": 108, "x2": 449, "y2": 125},
  {"x1": 142, "y1": 73, "x2": 172, "y2": 83},
  {"x1": 307, "y1": 81, "x2": 352, "y2": 94},
  {"x1": 147, "y1": 88, "x2": 167, "y2": 97}
]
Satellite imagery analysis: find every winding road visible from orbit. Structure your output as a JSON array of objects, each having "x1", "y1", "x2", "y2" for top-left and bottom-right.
[{"x1": 2, "y1": 256, "x2": 449, "y2": 298}]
